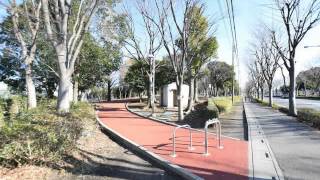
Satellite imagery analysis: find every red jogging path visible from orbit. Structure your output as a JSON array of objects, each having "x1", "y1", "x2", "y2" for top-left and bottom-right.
[{"x1": 96, "y1": 101, "x2": 248, "y2": 180}]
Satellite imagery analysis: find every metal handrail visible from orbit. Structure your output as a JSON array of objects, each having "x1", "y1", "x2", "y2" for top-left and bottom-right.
[
  {"x1": 170, "y1": 124, "x2": 194, "y2": 157},
  {"x1": 204, "y1": 119, "x2": 223, "y2": 156}
]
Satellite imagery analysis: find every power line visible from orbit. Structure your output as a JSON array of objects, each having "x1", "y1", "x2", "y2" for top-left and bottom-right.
[
  {"x1": 230, "y1": 0, "x2": 239, "y2": 59},
  {"x1": 230, "y1": 0, "x2": 241, "y2": 95},
  {"x1": 217, "y1": 0, "x2": 233, "y2": 50},
  {"x1": 225, "y1": 0, "x2": 236, "y2": 52},
  {"x1": 224, "y1": 0, "x2": 240, "y2": 100}
]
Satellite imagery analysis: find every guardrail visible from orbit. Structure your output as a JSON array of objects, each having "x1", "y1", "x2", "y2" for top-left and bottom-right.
[
  {"x1": 204, "y1": 119, "x2": 223, "y2": 156},
  {"x1": 171, "y1": 124, "x2": 194, "y2": 157}
]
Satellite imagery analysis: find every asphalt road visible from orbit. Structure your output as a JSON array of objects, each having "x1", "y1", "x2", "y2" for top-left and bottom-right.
[
  {"x1": 273, "y1": 97, "x2": 320, "y2": 110},
  {"x1": 246, "y1": 102, "x2": 320, "y2": 180}
]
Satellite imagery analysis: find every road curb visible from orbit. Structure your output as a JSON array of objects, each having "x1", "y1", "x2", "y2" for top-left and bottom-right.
[
  {"x1": 243, "y1": 102, "x2": 284, "y2": 180},
  {"x1": 95, "y1": 110, "x2": 203, "y2": 180}
]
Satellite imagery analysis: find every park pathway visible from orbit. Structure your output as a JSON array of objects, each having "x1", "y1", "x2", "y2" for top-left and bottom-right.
[
  {"x1": 96, "y1": 101, "x2": 248, "y2": 180},
  {"x1": 245, "y1": 102, "x2": 320, "y2": 180},
  {"x1": 219, "y1": 101, "x2": 246, "y2": 140}
]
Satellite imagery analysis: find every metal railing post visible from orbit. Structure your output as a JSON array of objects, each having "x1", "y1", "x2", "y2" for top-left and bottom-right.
[
  {"x1": 204, "y1": 119, "x2": 223, "y2": 156},
  {"x1": 171, "y1": 124, "x2": 194, "y2": 158}
]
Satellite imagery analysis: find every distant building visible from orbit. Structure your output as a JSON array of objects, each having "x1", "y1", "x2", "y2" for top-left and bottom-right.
[
  {"x1": 0, "y1": 82, "x2": 10, "y2": 98},
  {"x1": 161, "y1": 82, "x2": 189, "y2": 108}
]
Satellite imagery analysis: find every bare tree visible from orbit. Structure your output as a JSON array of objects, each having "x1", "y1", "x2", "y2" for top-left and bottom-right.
[
  {"x1": 254, "y1": 32, "x2": 280, "y2": 106},
  {"x1": 248, "y1": 61, "x2": 265, "y2": 100},
  {"x1": 122, "y1": 1, "x2": 163, "y2": 115},
  {"x1": 1, "y1": 0, "x2": 42, "y2": 109},
  {"x1": 245, "y1": 79, "x2": 257, "y2": 100},
  {"x1": 272, "y1": 0, "x2": 320, "y2": 116},
  {"x1": 150, "y1": 0, "x2": 196, "y2": 120},
  {"x1": 41, "y1": 0, "x2": 100, "y2": 112}
]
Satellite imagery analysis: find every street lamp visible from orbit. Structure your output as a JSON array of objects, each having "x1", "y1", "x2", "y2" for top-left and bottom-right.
[{"x1": 148, "y1": 54, "x2": 155, "y2": 116}]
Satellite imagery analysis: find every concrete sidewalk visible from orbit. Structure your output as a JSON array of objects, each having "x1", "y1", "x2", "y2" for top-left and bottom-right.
[
  {"x1": 96, "y1": 102, "x2": 248, "y2": 180},
  {"x1": 245, "y1": 102, "x2": 320, "y2": 180},
  {"x1": 219, "y1": 101, "x2": 246, "y2": 140}
]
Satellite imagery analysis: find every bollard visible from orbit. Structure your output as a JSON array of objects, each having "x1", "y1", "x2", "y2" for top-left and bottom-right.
[{"x1": 204, "y1": 119, "x2": 223, "y2": 156}]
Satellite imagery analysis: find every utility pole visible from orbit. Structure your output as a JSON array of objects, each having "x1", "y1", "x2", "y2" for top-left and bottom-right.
[{"x1": 232, "y1": 44, "x2": 235, "y2": 104}]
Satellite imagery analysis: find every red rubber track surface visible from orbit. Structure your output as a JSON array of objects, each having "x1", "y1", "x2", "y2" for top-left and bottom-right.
[{"x1": 97, "y1": 102, "x2": 248, "y2": 180}]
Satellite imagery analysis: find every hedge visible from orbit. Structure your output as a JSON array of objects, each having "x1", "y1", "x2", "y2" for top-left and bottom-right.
[
  {"x1": 208, "y1": 96, "x2": 241, "y2": 114},
  {"x1": 254, "y1": 98, "x2": 320, "y2": 129},
  {"x1": 297, "y1": 108, "x2": 320, "y2": 128}
]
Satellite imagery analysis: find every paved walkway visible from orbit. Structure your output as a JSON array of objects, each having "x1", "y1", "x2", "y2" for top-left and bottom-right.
[
  {"x1": 96, "y1": 102, "x2": 248, "y2": 180},
  {"x1": 245, "y1": 102, "x2": 320, "y2": 180},
  {"x1": 219, "y1": 101, "x2": 246, "y2": 140}
]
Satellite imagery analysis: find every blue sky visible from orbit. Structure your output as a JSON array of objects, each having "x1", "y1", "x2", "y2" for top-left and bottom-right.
[
  {"x1": 121, "y1": 0, "x2": 320, "y2": 88},
  {"x1": 1, "y1": 0, "x2": 319, "y2": 88},
  {"x1": 204, "y1": 0, "x2": 320, "y2": 87}
]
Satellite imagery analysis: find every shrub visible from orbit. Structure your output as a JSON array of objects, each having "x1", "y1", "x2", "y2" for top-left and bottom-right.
[
  {"x1": 206, "y1": 104, "x2": 219, "y2": 119},
  {"x1": 208, "y1": 97, "x2": 233, "y2": 113},
  {"x1": 0, "y1": 98, "x2": 95, "y2": 168},
  {"x1": 278, "y1": 107, "x2": 289, "y2": 114},
  {"x1": 254, "y1": 98, "x2": 320, "y2": 129},
  {"x1": 7, "y1": 96, "x2": 27, "y2": 121},
  {"x1": 297, "y1": 108, "x2": 320, "y2": 128}
]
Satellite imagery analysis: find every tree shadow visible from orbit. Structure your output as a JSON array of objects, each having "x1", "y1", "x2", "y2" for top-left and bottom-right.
[{"x1": 58, "y1": 152, "x2": 170, "y2": 180}]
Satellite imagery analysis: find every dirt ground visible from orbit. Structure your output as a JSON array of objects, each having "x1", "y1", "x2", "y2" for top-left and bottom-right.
[{"x1": 0, "y1": 117, "x2": 178, "y2": 180}]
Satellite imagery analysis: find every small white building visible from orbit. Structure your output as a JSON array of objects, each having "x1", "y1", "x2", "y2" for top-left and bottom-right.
[
  {"x1": 0, "y1": 82, "x2": 10, "y2": 98},
  {"x1": 161, "y1": 82, "x2": 189, "y2": 108}
]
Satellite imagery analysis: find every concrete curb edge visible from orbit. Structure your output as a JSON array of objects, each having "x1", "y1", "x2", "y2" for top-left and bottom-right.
[{"x1": 243, "y1": 102, "x2": 285, "y2": 180}]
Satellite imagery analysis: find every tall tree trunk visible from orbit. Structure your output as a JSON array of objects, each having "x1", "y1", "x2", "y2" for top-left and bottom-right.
[
  {"x1": 288, "y1": 66, "x2": 297, "y2": 116},
  {"x1": 268, "y1": 84, "x2": 273, "y2": 107},
  {"x1": 46, "y1": 80, "x2": 55, "y2": 99},
  {"x1": 147, "y1": 81, "x2": 151, "y2": 107},
  {"x1": 56, "y1": 46, "x2": 72, "y2": 113},
  {"x1": 304, "y1": 81, "x2": 307, "y2": 96},
  {"x1": 73, "y1": 77, "x2": 79, "y2": 103},
  {"x1": 25, "y1": 62, "x2": 37, "y2": 109},
  {"x1": 186, "y1": 76, "x2": 195, "y2": 113},
  {"x1": 148, "y1": 74, "x2": 154, "y2": 110},
  {"x1": 69, "y1": 82, "x2": 73, "y2": 102},
  {"x1": 47, "y1": 88, "x2": 54, "y2": 99},
  {"x1": 177, "y1": 76, "x2": 184, "y2": 121},
  {"x1": 139, "y1": 93, "x2": 142, "y2": 102},
  {"x1": 261, "y1": 87, "x2": 264, "y2": 101},
  {"x1": 194, "y1": 78, "x2": 199, "y2": 102},
  {"x1": 107, "y1": 80, "x2": 112, "y2": 101},
  {"x1": 57, "y1": 73, "x2": 72, "y2": 113}
]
